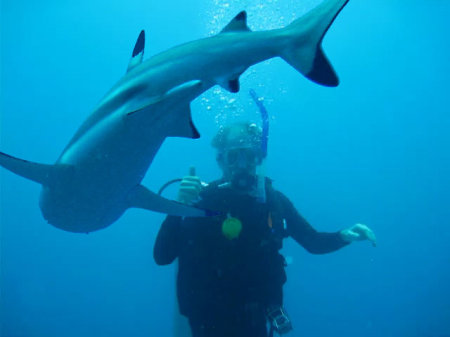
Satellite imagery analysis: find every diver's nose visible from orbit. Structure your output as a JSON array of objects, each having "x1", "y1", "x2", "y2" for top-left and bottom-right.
[{"x1": 235, "y1": 154, "x2": 248, "y2": 168}]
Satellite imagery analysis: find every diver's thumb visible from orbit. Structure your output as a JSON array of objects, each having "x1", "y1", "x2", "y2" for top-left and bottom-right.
[{"x1": 189, "y1": 166, "x2": 196, "y2": 176}]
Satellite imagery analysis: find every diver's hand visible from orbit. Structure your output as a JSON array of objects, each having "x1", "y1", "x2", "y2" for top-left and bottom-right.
[
  {"x1": 340, "y1": 223, "x2": 377, "y2": 247},
  {"x1": 177, "y1": 166, "x2": 202, "y2": 205}
]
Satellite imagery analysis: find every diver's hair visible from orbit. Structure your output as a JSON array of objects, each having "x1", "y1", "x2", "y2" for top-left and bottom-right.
[{"x1": 211, "y1": 121, "x2": 262, "y2": 150}]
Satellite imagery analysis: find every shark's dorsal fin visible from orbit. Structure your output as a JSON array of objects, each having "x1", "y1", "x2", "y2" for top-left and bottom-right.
[
  {"x1": 127, "y1": 30, "x2": 145, "y2": 72},
  {"x1": 217, "y1": 69, "x2": 245, "y2": 93},
  {"x1": 220, "y1": 11, "x2": 251, "y2": 33},
  {"x1": 218, "y1": 78, "x2": 240, "y2": 93}
]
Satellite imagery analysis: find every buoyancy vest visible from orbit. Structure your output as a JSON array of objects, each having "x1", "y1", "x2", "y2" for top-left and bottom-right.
[{"x1": 177, "y1": 178, "x2": 288, "y2": 317}]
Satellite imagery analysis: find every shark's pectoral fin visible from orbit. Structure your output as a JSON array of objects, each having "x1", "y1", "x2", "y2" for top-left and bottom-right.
[
  {"x1": 126, "y1": 95, "x2": 165, "y2": 116},
  {"x1": 220, "y1": 11, "x2": 251, "y2": 33},
  {"x1": 127, "y1": 80, "x2": 203, "y2": 139},
  {"x1": 165, "y1": 104, "x2": 200, "y2": 139},
  {"x1": 0, "y1": 151, "x2": 54, "y2": 185},
  {"x1": 127, "y1": 184, "x2": 214, "y2": 217},
  {"x1": 127, "y1": 30, "x2": 145, "y2": 73}
]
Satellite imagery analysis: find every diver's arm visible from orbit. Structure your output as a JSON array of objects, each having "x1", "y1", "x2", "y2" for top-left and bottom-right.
[
  {"x1": 153, "y1": 215, "x2": 182, "y2": 265},
  {"x1": 277, "y1": 192, "x2": 349, "y2": 254}
]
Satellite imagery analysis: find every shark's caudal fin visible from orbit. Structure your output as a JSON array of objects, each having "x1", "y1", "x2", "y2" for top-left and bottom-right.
[
  {"x1": 127, "y1": 184, "x2": 215, "y2": 217},
  {"x1": 281, "y1": 0, "x2": 349, "y2": 87},
  {"x1": 127, "y1": 30, "x2": 145, "y2": 72},
  {"x1": 217, "y1": 11, "x2": 251, "y2": 93},
  {"x1": 0, "y1": 151, "x2": 53, "y2": 185}
]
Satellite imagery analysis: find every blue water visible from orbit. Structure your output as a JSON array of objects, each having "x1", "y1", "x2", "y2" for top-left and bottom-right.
[{"x1": 1, "y1": 0, "x2": 449, "y2": 336}]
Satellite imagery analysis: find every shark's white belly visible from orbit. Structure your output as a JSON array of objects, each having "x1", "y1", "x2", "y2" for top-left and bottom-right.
[{"x1": 40, "y1": 113, "x2": 163, "y2": 233}]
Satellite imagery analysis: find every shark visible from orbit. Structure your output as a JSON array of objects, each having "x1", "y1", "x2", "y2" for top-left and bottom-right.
[{"x1": 0, "y1": 0, "x2": 350, "y2": 233}]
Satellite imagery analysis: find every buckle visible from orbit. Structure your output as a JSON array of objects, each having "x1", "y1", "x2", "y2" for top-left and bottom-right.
[{"x1": 266, "y1": 306, "x2": 293, "y2": 334}]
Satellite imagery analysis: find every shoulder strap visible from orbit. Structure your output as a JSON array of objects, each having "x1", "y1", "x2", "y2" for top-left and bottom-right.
[{"x1": 265, "y1": 181, "x2": 287, "y2": 237}]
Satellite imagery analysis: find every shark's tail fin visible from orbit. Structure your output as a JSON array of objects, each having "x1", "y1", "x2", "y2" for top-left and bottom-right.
[
  {"x1": 281, "y1": 0, "x2": 349, "y2": 87},
  {"x1": 0, "y1": 151, "x2": 53, "y2": 185}
]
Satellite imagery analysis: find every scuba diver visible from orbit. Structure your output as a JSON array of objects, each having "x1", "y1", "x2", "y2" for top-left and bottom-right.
[{"x1": 153, "y1": 92, "x2": 377, "y2": 337}]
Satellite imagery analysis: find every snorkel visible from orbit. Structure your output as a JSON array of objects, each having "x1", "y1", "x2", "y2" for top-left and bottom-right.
[
  {"x1": 157, "y1": 91, "x2": 270, "y2": 200},
  {"x1": 249, "y1": 89, "x2": 269, "y2": 203}
]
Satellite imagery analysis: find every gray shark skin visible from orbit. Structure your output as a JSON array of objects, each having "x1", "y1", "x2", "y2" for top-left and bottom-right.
[{"x1": 0, "y1": 0, "x2": 350, "y2": 233}]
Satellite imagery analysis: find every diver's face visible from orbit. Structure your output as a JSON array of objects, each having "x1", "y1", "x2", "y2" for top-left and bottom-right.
[{"x1": 219, "y1": 147, "x2": 262, "y2": 190}]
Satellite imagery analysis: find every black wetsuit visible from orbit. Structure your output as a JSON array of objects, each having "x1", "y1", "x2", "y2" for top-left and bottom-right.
[{"x1": 154, "y1": 180, "x2": 349, "y2": 337}]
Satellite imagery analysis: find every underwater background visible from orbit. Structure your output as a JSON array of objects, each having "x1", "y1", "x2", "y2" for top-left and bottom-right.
[{"x1": 1, "y1": 0, "x2": 449, "y2": 336}]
